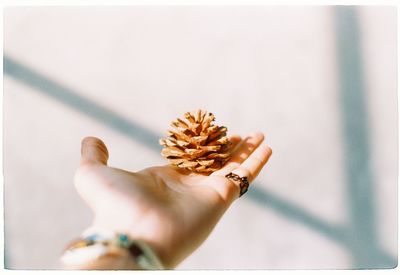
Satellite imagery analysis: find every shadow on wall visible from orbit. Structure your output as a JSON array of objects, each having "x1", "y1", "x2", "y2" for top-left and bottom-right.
[
  {"x1": 3, "y1": 6, "x2": 396, "y2": 269},
  {"x1": 333, "y1": 6, "x2": 396, "y2": 268}
]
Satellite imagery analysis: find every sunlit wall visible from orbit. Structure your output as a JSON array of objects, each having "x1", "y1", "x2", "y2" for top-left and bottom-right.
[{"x1": 3, "y1": 6, "x2": 397, "y2": 269}]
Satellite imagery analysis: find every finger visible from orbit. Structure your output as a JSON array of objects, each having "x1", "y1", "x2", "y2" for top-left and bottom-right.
[
  {"x1": 231, "y1": 144, "x2": 272, "y2": 183},
  {"x1": 212, "y1": 131, "x2": 264, "y2": 176},
  {"x1": 228, "y1": 135, "x2": 242, "y2": 153},
  {"x1": 80, "y1": 136, "x2": 109, "y2": 166}
]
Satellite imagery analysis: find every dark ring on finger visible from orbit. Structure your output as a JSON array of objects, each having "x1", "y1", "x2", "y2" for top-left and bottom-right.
[{"x1": 225, "y1": 172, "x2": 249, "y2": 197}]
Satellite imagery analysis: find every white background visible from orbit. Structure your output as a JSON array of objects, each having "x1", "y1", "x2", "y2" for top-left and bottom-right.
[{"x1": 3, "y1": 6, "x2": 397, "y2": 269}]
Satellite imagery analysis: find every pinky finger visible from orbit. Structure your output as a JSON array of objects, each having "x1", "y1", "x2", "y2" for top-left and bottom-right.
[{"x1": 231, "y1": 144, "x2": 272, "y2": 183}]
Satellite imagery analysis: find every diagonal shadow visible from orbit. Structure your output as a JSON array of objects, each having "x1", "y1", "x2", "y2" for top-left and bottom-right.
[
  {"x1": 4, "y1": 55, "x2": 355, "y2": 255},
  {"x1": 247, "y1": 185, "x2": 349, "y2": 245},
  {"x1": 3, "y1": 56, "x2": 160, "y2": 152},
  {"x1": 334, "y1": 6, "x2": 397, "y2": 268},
  {"x1": 247, "y1": 185, "x2": 396, "y2": 268}
]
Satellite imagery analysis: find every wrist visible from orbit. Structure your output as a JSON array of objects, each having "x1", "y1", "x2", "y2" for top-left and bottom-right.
[
  {"x1": 63, "y1": 248, "x2": 140, "y2": 270},
  {"x1": 87, "y1": 220, "x2": 177, "y2": 268},
  {"x1": 61, "y1": 227, "x2": 164, "y2": 270}
]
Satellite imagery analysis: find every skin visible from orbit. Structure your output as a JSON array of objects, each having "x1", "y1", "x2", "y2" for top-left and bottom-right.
[{"x1": 70, "y1": 132, "x2": 272, "y2": 269}]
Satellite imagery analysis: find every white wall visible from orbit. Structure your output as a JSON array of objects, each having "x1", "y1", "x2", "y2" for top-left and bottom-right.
[{"x1": 3, "y1": 6, "x2": 397, "y2": 269}]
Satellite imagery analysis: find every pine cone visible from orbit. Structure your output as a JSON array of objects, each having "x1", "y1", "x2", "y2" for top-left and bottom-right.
[{"x1": 159, "y1": 110, "x2": 232, "y2": 173}]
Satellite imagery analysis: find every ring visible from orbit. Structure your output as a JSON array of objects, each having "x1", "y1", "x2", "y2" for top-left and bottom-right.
[{"x1": 225, "y1": 172, "x2": 249, "y2": 197}]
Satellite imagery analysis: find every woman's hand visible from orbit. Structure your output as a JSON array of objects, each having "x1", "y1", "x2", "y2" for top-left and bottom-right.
[{"x1": 73, "y1": 132, "x2": 272, "y2": 268}]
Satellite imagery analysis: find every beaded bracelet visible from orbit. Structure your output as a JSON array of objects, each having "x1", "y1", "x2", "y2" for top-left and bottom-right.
[{"x1": 61, "y1": 230, "x2": 164, "y2": 270}]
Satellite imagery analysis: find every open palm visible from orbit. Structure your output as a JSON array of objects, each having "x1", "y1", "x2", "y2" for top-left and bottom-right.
[{"x1": 74, "y1": 133, "x2": 272, "y2": 268}]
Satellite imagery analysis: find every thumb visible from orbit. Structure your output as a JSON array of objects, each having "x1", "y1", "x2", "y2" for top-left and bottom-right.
[{"x1": 80, "y1": 136, "x2": 109, "y2": 166}]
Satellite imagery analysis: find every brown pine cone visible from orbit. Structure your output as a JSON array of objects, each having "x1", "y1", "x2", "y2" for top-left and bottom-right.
[{"x1": 159, "y1": 109, "x2": 233, "y2": 173}]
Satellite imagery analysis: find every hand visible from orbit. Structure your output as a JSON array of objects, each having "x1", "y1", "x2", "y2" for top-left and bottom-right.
[{"x1": 73, "y1": 132, "x2": 272, "y2": 268}]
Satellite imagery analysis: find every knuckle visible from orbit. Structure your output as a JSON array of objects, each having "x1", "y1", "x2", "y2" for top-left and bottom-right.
[
  {"x1": 248, "y1": 131, "x2": 264, "y2": 143},
  {"x1": 258, "y1": 145, "x2": 272, "y2": 159},
  {"x1": 219, "y1": 178, "x2": 240, "y2": 203},
  {"x1": 252, "y1": 152, "x2": 267, "y2": 166},
  {"x1": 223, "y1": 162, "x2": 240, "y2": 173},
  {"x1": 240, "y1": 166, "x2": 251, "y2": 177},
  {"x1": 255, "y1": 131, "x2": 265, "y2": 140}
]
